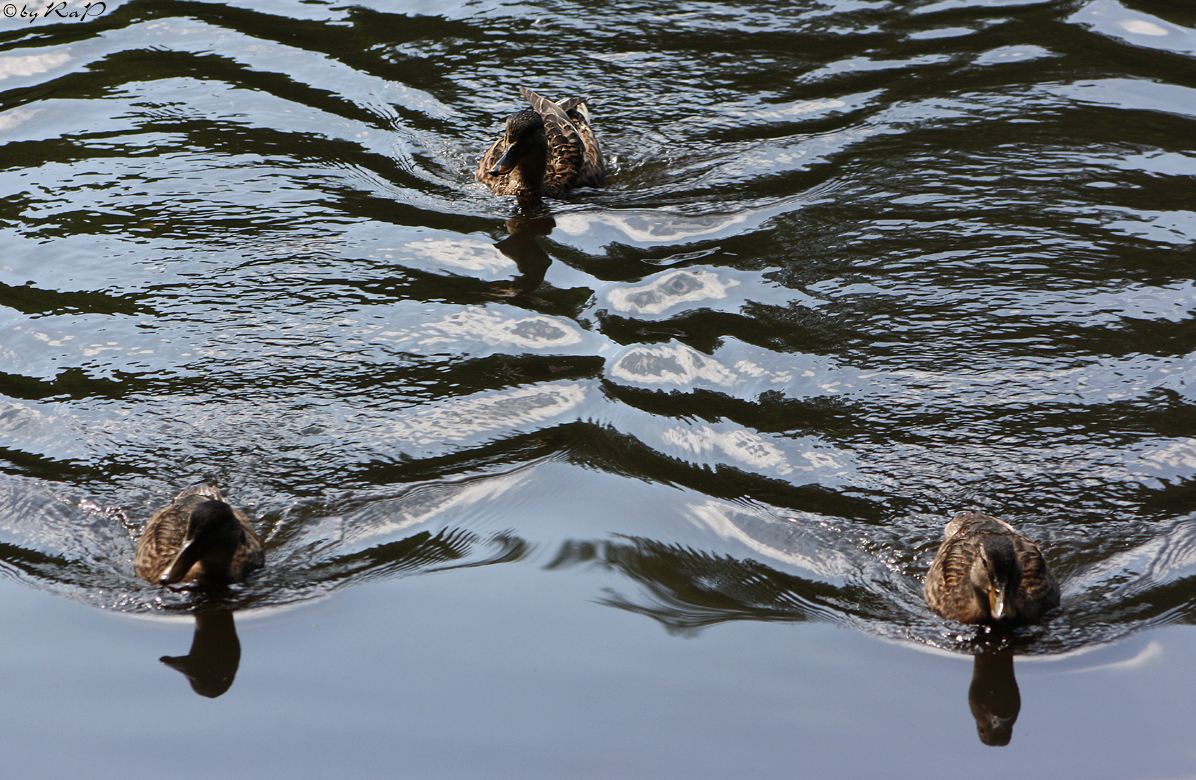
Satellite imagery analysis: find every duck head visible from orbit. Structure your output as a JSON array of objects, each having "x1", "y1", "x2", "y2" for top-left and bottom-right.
[
  {"x1": 970, "y1": 535, "x2": 1022, "y2": 623},
  {"x1": 159, "y1": 500, "x2": 242, "y2": 586},
  {"x1": 489, "y1": 109, "x2": 548, "y2": 185}
]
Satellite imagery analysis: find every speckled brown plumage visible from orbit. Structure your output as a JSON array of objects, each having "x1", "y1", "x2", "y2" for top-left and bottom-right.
[
  {"x1": 135, "y1": 485, "x2": 264, "y2": 587},
  {"x1": 477, "y1": 86, "x2": 605, "y2": 203},
  {"x1": 924, "y1": 511, "x2": 1059, "y2": 625}
]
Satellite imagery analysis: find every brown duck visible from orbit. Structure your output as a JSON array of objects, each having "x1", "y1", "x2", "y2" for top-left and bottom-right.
[
  {"x1": 477, "y1": 86, "x2": 605, "y2": 204},
  {"x1": 135, "y1": 485, "x2": 264, "y2": 587},
  {"x1": 924, "y1": 511, "x2": 1059, "y2": 625}
]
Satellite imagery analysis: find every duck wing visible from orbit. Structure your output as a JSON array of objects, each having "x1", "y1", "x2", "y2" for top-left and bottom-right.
[
  {"x1": 520, "y1": 86, "x2": 588, "y2": 196},
  {"x1": 562, "y1": 98, "x2": 605, "y2": 188},
  {"x1": 924, "y1": 532, "x2": 987, "y2": 623},
  {"x1": 231, "y1": 507, "x2": 266, "y2": 580},
  {"x1": 1011, "y1": 535, "x2": 1060, "y2": 621},
  {"x1": 476, "y1": 135, "x2": 508, "y2": 193}
]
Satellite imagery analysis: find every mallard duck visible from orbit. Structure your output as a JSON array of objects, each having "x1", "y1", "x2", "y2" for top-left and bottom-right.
[
  {"x1": 477, "y1": 86, "x2": 605, "y2": 204},
  {"x1": 924, "y1": 511, "x2": 1059, "y2": 625},
  {"x1": 134, "y1": 485, "x2": 264, "y2": 587}
]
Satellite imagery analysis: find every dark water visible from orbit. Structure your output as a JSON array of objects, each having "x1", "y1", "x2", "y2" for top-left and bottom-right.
[{"x1": 2, "y1": 0, "x2": 1196, "y2": 775}]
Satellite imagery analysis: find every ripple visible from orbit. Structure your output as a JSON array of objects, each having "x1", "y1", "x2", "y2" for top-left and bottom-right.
[
  {"x1": 373, "y1": 305, "x2": 592, "y2": 355},
  {"x1": 605, "y1": 269, "x2": 740, "y2": 316},
  {"x1": 385, "y1": 382, "x2": 589, "y2": 453},
  {"x1": 1053, "y1": 78, "x2": 1196, "y2": 120},
  {"x1": 1070, "y1": 0, "x2": 1196, "y2": 56},
  {"x1": 0, "y1": 49, "x2": 73, "y2": 81},
  {"x1": 608, "y1": 342, "x2": 739, "y2": 388}
]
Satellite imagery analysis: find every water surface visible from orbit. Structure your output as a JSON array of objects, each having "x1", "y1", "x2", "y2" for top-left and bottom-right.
[{"x1": 2, "y1": 0, "x2": 1196, "y2": 776}]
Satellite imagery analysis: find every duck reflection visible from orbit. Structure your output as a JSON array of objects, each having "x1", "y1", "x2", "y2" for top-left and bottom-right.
[
  {"x1": 160, "y1": 610, "x2": 241, "y2": 698},
  {"x1": 545, "y1": 536, "x2": 827, "y2": 635},
  {"x1": 490, "y1": 214, "x2": 555, "y2": 302},
  {"x1": 967, "y1": 650, "x2": 1020, "y2": 746},
  {"x1": 146, "y1": 525, "x2": 516, "y2": 697},
  {"x1": 549, "y1": 535, "x2": 1030, "y2": 745}
]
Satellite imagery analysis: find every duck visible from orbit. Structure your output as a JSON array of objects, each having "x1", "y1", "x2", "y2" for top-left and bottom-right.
[
  {"x1": 924, "y1": 511, "x2": 1059, "y2": 625},
  {"x1": 477, "y1": 86, "x2": 605, "y2": 204},
  {"x1": 134, "y1": 485, "x2": 264, "y2": 587}
]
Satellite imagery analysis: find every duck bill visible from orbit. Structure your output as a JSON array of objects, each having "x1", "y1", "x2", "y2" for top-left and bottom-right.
[
  {"x1": 489, "y1": 145, "x2": 518, "y2": 176},
  {"x1": 159, "y1": 538, "x2": 201, "y2": 585},
  {"x1": 989, "y1": 584, "x2": 1017, "y2": 622}
]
